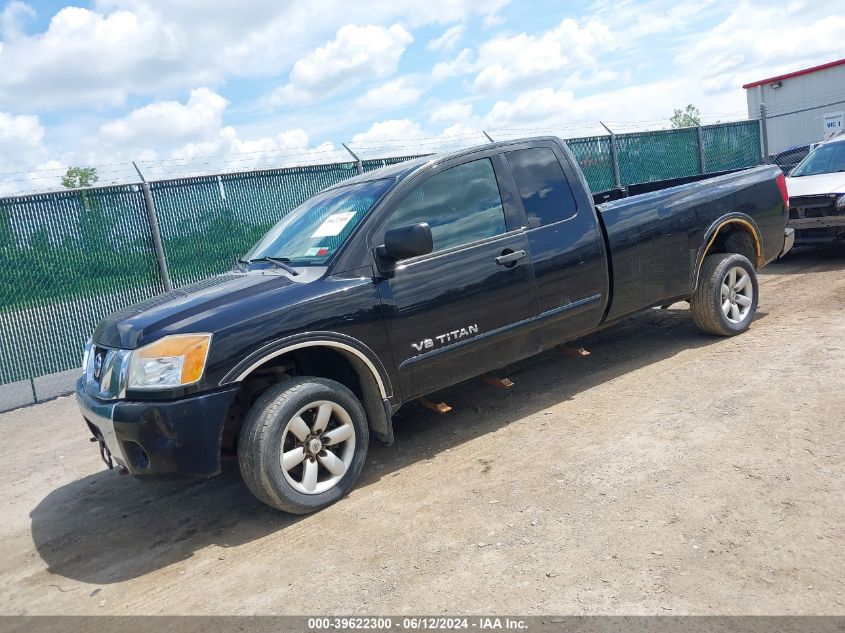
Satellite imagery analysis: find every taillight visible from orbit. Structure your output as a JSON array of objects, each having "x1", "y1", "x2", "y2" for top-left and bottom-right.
[{"x1": 776, "y1": 172, "x2": 789, "y2": 209}]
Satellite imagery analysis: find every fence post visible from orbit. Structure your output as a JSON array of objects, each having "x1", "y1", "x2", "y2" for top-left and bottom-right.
[
  {"x1": 759, "y1": 103, "x2": 770, "y2": 164},
  {"x1": 696, "y1": 124, "x2": 706, "y2": 174},
  {"x1": 600, "y1": 121, "x2": 622, "y2": 190},
  {"x1": 342, "y1": 143, "x2": 364, "y2": 175},
  {"x1": 133, "y1": 162, "x2": 172, "y2": 292}
]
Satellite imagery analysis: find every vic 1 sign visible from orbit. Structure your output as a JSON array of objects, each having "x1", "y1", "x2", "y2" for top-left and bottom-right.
[{"x1": 823, "y1": 112, "x2": 844, "y2": 140}]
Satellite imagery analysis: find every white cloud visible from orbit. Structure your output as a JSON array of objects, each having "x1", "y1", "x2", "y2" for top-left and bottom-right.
[
  {"x1": 0, "y1": 5, "x2": 191, "y2": 109},
  {"x1": 480, "y1": 77, "x2": 745, "y2": 134},
  {"x1": 482, "y1": 12, "x2": 506, "y2": 28},
  {"x1": 92, "y1": 88, "x2": 347, "y2": 173},
  {"x1": 1, "y1": 1, "x2": 35, "y2": 40},
  {"x1": 675, "y1": 2, "x2": 845, "y2": 94},
  {"x1": 428, "y1": 17, "x2": 614, "y2": 93},
  {"x1": 472, "y1": 18, "x2": 614, "y2": 92},
  {"x1": 483, "y1": 88, "x2": 580, "y2": 130},
  {"x1": 427, "y1": 24, "x2": 465, "y2": 52},
  {"x1": 9, "y1": 0, "x2": 845, "y2": 195},
  {"x1": 355, "y1": 77, "x2": 422, "y2": 111},
  {"x1": 100, "y1": 88, "x2": 228, "y2": 147},
  {"x1": 0, "y1": 0, "x2": 510, "y2": 110},
  {"x1": 167, "y1": 128, "x2": 318, "y2": 165},
  {"x1": 0, "y1": 111, "x2": 53, "y2": 193},
  {"x1": 349, "y1": 117, "x2": 490, "y2": 157},
  {"x1": 590, "y1": 0, "x2": 716, "y2": 43},
  {"x1": 563, "y1": 68, "x2": 623, "y2": 90},
  {"x1": 431, "y1": 48, "x2": 475, "y2": 81},
  {"x1": 266, "y1": 24, "x2": 414, "y2": 106},
  {"x1": 429, "y1": 102, "x2": 474, "y2": 125},
  {"x1": 351, "y1": 119, "x2": 425, "y2": 144},
  {"x1": 6, "y1": 89, "x2": 340, "y2": 184},
  {"x1": 0, "y1": 111, "x2": 46, "y2": 169}
]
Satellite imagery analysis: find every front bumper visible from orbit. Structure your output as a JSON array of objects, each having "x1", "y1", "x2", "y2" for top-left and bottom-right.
[
  {"x1": 789, "y1": 221, "x2": 845, "y2": 244},
  {"x1": 75, "y1": 377, "x2": 239, "y2": 477},
  {"x1": 788, "y1": 195, "x2": 845, "y2": 244}
]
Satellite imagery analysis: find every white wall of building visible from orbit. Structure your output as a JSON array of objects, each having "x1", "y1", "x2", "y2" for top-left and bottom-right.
[{"x1": 746, "y1": 63, "x2": 845, "y2": 154}]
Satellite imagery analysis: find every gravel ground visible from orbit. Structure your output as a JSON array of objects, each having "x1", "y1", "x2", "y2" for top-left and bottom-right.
[{"x1": 1, "y1": 246, "x2": 843, "y2": 616}]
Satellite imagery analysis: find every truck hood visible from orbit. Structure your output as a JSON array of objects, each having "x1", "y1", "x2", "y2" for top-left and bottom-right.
[
  {"x1": 93, "y1": 269, "x2": 324, "y2": 349},
  {"x1": 786, "y1": 172, "x2": 845, "y2": 197}
]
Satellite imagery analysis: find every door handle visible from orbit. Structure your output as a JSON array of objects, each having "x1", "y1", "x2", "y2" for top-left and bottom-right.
[{"x1": 495, "y1": 249, "x2": 527, "y2": 267}]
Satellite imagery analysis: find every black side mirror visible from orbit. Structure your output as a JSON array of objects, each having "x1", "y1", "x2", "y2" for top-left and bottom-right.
[{"x1": 376, "y1": 222, "x2": 433, "y2": 263}]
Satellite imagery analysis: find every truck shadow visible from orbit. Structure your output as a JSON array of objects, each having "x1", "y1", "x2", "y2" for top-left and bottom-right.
[
  {"x1": 30, "y1": 306, "x2": 751, "y2": 585},
  {"x1": 762, "y1": 243, "x2": 845, "y2": 275}
]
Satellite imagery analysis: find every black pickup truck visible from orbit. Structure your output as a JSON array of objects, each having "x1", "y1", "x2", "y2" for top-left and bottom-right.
[{"x1": 77, "y1": 137, "x2": 793, "y2": 513}]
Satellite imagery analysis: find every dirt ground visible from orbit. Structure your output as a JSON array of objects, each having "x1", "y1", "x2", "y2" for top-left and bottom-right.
[{"x1": 1, "y1": 246, "x2": 843, "y2": 616}]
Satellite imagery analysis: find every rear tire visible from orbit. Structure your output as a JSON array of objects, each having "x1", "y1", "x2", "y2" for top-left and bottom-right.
[
  {"x1": 238, "y1": 377, "x2": 369, "y2": 514},
  {"x1": 690, "y1": 253, "x2": 758, "y2": 336}
]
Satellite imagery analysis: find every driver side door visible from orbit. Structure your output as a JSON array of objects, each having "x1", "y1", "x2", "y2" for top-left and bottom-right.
[{"x1": 372, "y1": 154, "x2": 540, "y2": 401}]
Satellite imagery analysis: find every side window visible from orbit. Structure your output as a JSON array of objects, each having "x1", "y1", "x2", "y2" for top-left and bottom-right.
[
  {"x1": 505, "y1": 147, "x2": 577, "y2": 228},
  {"x1": 386, "y1": 158, "x2": 506, "y2": 253}
]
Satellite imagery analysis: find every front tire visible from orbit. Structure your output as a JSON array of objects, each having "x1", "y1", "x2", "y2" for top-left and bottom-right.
[
  {"x1": 690, "y1": 253, "x2": 758, "y2": 336},
  {"x1": 238, "y1": 377, "x2": 369, "y2": 514}
]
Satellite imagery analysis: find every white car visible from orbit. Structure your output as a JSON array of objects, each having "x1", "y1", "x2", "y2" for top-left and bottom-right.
[{"x1": 785, "y1": 135, "x2": 845, "y2": 244}]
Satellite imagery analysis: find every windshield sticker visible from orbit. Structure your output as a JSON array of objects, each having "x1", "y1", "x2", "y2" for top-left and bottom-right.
[
  {"x1": 305, "y1": 247, "x2": 331, "y2": 257},
  {"x1": 311, "y1": 211, "x2": 356, "y2": 237}
]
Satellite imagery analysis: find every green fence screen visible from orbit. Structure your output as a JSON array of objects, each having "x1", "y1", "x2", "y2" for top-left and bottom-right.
[
  {"x1": 151, "y1": 163, "x2": 360, "y2": 286},
  {"x1": 0, "y1": 121, "x2": 763, "y2": 395},
  {"x1": 701, "y1": 121, "x2": 763, "y2": 172},
  {"x1": 0, "y1": 186, "x2": 164, "y2": 383},
  {"x1": 566, "y1": 135, "x2": 616, "y2": 192}
]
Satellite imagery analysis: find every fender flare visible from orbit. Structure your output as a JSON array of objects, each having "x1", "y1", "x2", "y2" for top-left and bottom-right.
[
  {"x1": 691, "y1": 213, "x2": 764, "y2": 292},
  {"x1": 220, "y1": 331, "x2": 393, "y2": 400}
]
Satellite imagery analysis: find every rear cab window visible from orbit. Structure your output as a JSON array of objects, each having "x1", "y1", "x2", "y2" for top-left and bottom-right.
[{"x1": 505, "y1": 147, "x2": 578, "y2": 228}]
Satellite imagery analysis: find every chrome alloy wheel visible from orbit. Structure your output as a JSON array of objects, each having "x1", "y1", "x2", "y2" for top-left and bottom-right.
[
  {"x1": 280, "y1": 400, "x2": 356, "y2": 495},
  {"x1": 720, "y1": 266, "x2": 753, "y2": 324}
]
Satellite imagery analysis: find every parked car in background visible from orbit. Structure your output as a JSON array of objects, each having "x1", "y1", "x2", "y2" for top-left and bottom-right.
[
  {"x1": 785, "y1": 135, "x2": 845, "y2": 244},
  {"x1": 770, "y1": 144, "x2": 812, "y2": 174}
]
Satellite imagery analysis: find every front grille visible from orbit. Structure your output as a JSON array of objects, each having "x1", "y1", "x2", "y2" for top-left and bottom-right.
[
  {"x1": 91, "y1": 346, "x2": 109, "y2": 384},
  {"x1": 83, "y1": 343, "x2": 131, "y2": 399},
  {"x1": 789, "y1": 195, "x2": 841, "y2": 219}
]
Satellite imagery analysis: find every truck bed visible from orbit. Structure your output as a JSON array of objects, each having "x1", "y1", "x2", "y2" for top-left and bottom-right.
[{"x1": 596, "y1": 165, "x2": 787, "y2": 321}]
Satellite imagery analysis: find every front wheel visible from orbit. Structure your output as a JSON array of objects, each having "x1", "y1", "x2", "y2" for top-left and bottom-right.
[
  {"x1": 238, "y1": 377, "x2": 369, "y2": 513},
  {"x1": 690, "y1": 253, "x2": 759, "y2": 336}
]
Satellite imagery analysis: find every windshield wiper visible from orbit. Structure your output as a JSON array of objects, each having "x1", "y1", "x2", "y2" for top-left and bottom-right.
[{"x1": 244, "y1": 256, "x2": 300, "y2": 276}]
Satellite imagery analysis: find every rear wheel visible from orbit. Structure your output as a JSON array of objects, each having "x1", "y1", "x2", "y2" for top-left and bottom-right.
[
  {"x1": 690, "y1": 253, "x2": 758, "y2": 336},
  {"x1": 238, "y1": 377, "x2": 369, "y2": 513}
]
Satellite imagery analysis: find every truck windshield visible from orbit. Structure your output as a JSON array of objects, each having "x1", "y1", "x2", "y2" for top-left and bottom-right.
[
  {"x1": 244, "y1": 178, "x2": 393, "y2": 266},
  {"x1": 790, "y1": 142, "x2": 845, "y2": 177}
]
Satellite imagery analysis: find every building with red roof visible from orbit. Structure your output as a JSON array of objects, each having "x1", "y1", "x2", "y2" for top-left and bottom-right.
[{"x1": 744, "y1": 59, "x2": 845, "y2": 154}]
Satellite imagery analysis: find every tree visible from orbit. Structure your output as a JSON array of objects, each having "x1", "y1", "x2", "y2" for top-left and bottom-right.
[
  {"x1": 60, "y1": 166, "x2": 111, "y2": 250},
  {"x1": 61, "y1": 166, "x2": 98, "y2": 189},
  {"x1": 670, "y1": 104, "x2": 702, "y2": 128}
]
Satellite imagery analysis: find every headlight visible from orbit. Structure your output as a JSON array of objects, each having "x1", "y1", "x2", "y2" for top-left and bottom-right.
[
  {"x1": 836, "y1": 194, "x2": 845, "y2": 209},
  {"x1": 127, "y1": 334, "x2": 212, "y2": 390}
]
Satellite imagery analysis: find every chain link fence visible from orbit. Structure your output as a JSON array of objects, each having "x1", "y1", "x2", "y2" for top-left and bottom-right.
[
  {"x1": 0, "y1": 120, "x2": 762, "y2": 410},
  {"x1": 756, "y1": 101, "x2": 845, "y2": 174}
]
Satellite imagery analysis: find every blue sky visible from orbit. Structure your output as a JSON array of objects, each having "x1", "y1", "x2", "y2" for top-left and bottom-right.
[{"x1": 0, "y1": 0, "x2": 842, "y2": 191}]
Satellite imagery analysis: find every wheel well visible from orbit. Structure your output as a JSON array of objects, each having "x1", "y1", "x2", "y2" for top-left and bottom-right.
[
  {"x1": 221, "y1": 346, "x2": 392, "y2": 454},
  {"x1": 703, "y1": 221, "x2": 763, "y2": 268}
]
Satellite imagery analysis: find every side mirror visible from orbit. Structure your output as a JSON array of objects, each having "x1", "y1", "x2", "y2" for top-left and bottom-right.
[{"x1": 376, "y1": 222, "x2": 433, "y2": 263}]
